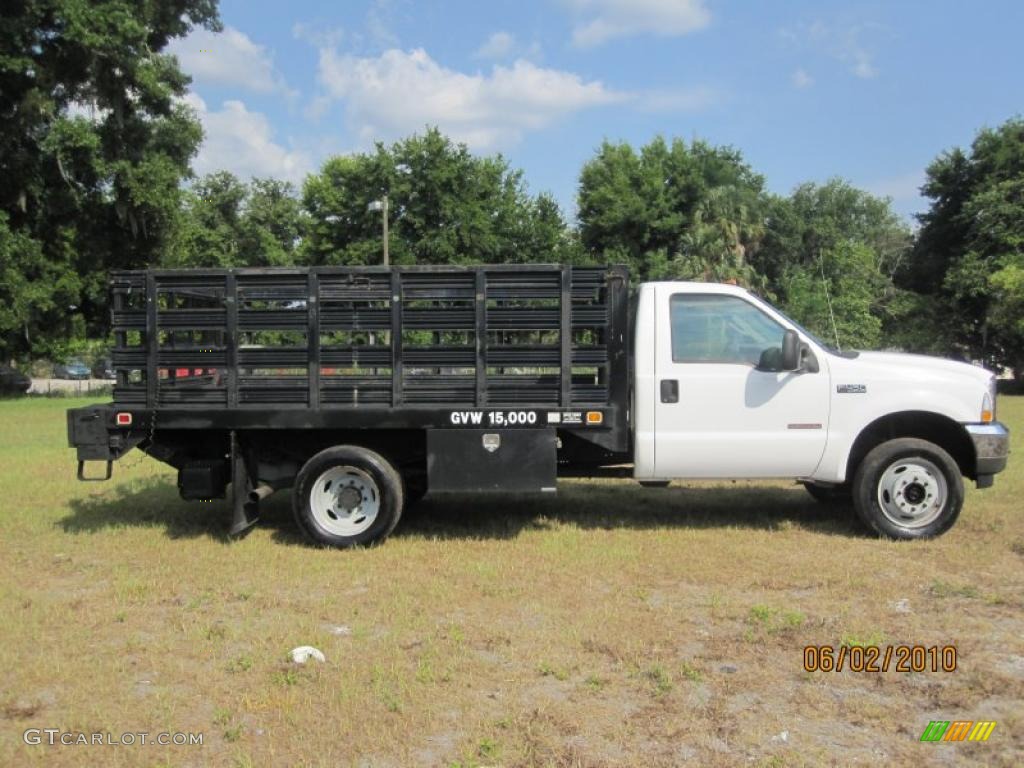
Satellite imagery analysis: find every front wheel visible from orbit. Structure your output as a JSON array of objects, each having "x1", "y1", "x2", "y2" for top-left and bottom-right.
[
  {"x1": 852, "y1": 438, "x2": 963, "y2": 540},
  {"x1": 293, "y1": 446, "x2": 404, "y2": 548}
]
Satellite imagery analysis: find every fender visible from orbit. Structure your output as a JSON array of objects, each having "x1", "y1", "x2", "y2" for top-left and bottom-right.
[{"x1": 813, "y1": 386, "x2": 977, "y2": 483}]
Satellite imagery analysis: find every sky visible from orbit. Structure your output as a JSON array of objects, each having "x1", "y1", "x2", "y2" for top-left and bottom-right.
[{"x1": 168, "y1": 0, "x2": 1024, "y2": 221}]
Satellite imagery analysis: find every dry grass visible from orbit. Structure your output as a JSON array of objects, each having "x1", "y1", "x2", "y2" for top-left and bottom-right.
[{"x1": 0, "y1": 396, "x2": 1022, "y2": 767}]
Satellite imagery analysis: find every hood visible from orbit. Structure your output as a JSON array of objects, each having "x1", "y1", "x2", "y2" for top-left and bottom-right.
[{"x1": 851, "y1": 351, "x2": 993, "y2": 386}]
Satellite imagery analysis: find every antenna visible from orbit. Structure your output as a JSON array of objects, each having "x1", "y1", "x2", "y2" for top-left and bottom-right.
[{"x1": 818, "y1": 250, "x2": 841, "y2": 351}]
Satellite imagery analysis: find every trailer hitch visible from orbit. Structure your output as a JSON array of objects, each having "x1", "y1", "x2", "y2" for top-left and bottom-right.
[{"x1": 77, "y1": 460, "x2": 112, "y2": 481}]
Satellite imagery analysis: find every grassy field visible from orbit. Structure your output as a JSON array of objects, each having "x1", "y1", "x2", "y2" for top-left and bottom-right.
[{"x1": 0, "y1": 397, "x2": 1021, "y2": 767}]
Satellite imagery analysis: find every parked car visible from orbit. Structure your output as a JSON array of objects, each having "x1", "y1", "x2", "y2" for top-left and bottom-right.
[
  {"x1": 0, "y1": 365, "x2": 31, "y2": 394},
  {"x1": 92, "y1": 357, "x2": 116, "y2": 380},
  {"x1": 54, "y1": 359, "x2": 91, "y2": 380}
]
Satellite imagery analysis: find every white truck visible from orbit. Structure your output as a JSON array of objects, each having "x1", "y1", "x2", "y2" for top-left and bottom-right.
[{"x1": 68, "y1": 265, "x2": 1009, "y2": 546}]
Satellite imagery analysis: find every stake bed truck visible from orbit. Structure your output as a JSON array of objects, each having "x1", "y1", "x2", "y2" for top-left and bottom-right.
[{"x1": 67, "y1": 265, "x2": 1009, "y2": 546}]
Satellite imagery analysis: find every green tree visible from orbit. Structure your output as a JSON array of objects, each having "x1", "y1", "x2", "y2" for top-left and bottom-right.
[
  {"x1": 301, "y1": 128, "x2": 573, "y2": 266},
  {"x1": 758, "y1": 180, "x2": 912, "y2": 350},
  {"x1": 908, "y1": 118, "x2": 1024, "y2": 373},
  {"x1": 169, "y1": 171, "x2": 247, "y2": 267},
  {"x1": 239, "y1": 178, "x2": 304, "y2": 267},
  {"x1": 577, "y1": 136, "x2": 767, "y2": 283},
  {"x1": 169, "y1": 173, "x2": 304, "y2": 267},
  {"x1": 0, "y1": 0, "x2": 220, "y2": 360}
]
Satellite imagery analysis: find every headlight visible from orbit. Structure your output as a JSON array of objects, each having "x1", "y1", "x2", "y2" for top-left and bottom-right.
[{"x1": 982, "y1": 377, "x2": 996, "y2": 423}]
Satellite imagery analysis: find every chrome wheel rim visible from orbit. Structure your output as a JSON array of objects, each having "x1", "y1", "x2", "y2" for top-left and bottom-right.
[
  {"x1": 876, "y1": 458, "x2": 946, "y2": 529},
  {"x1": 309, "y1": 465, "x2": 380, "y2": 537}
]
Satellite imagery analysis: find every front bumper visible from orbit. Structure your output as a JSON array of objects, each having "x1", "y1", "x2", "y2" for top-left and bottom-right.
[{"x1": 965, "y1": 422, "x2": 1010, "y2": 485}]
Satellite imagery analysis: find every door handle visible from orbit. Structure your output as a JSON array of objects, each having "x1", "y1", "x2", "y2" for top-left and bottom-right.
[{"x1": 660, "y1": 379, "x2": 679, "y2": 403}]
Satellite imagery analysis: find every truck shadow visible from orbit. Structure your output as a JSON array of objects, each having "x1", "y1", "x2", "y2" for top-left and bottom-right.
[
  {"x1": 392, "y1": 483, "x2": 860, "y2": 541},
  {"x1": 62, "y1": 478, "x2": 860, "y2": 543},
  {"x1": 62, "y1": 479, "x2": 234, "y2": 542}
]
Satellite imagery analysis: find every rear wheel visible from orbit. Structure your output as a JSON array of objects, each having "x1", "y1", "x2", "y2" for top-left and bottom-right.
[
  {"x1": 293, "y1": 446, "x2": 404, "y2": 548},
  {"x1": 852, "y1": 438, "x2": 963, "y2": 540}
]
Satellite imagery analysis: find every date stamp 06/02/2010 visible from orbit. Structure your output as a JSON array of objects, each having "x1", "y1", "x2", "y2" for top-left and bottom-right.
[{"x1": 803, "y1": 644, "x2": 957, "y2": 673}]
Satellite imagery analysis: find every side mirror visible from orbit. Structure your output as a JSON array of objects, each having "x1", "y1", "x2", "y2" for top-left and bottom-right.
[{"x1": 781, "y1": 329, "x2": 800, "y2": 371}]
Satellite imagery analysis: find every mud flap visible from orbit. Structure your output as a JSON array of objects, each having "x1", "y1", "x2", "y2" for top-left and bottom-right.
[{"x1": 229, "y1": 431, "x2": 260, "y2": 538}]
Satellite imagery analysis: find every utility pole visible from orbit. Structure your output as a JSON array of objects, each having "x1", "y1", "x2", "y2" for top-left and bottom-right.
[
  {"x1": 382, "y1": 194, "x2": 388, "y2": 266},
  {"x1": 368, "y1": 195, "x2": 389, "y2": 266}
]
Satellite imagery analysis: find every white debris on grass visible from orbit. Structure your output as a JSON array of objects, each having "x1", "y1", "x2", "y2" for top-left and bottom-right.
[
  {"x1": 290, "y1": 646, "x2": 326, "y2": 664},
  {"x1": 892, "y1": 599, "x2": 911, "y2": 613}
]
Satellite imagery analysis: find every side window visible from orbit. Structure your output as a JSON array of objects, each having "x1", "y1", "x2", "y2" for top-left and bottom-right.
[{"x1": 670, "y1": 294, "x2": 785, "y2": 365}]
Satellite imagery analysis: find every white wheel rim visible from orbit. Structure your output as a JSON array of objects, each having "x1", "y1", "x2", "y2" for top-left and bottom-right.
[
  {"x1": 309, "y1": 465, "x2": 380, "y2": 537},
  {"x1": 876, "y1": 458, "x2": 947, "y2": 529}
]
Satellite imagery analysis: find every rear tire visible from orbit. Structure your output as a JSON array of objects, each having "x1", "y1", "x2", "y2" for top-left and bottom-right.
[
  {"x1": 293, "y1": 446, "x2": 404, "y2": 548},
  {"x1": 852, "y1": 438, "x2": 963, "y2": 540}
]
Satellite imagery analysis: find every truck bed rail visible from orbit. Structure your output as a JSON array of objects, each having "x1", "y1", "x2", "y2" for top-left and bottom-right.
[{"x1": 107, "y1": 264, "x2": 629, "y2": 412}]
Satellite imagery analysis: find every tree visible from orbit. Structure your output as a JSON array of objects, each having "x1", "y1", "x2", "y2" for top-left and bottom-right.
[
  {"x1": 239, "y1": 179, "x2": 304, "y2": 266},
  {"x1": 168, "y1": 173, "x2": 304, "y2": 268},
  {"x1": 577, "y1": 136, "x2": 767, "y2": 283},
  {"x1": 169, "y1": 171, "x2": 247, "y2": 267},
  {"x1": 757, "y1": 180, "x2": 912, "y2": 350},
  {"x1": 301, "y1": 128, "x2": 573, "y2": 266},
  {"x1": 0, "y1": 0, "x2": 220, "y2": 360},
  {"x1": 781, "y1": 241, "x2": 884, "y2": 350},
  {"x1": 908, "y1": 118, "x2": 1024, "y2": 373}
]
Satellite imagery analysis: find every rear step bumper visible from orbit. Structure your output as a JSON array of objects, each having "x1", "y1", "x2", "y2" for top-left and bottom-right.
[{"x1": 67, "y1": 405, "x2": 144, "y2": 480}]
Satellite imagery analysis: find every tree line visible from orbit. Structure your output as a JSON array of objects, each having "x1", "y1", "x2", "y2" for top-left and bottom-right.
[{"x1": 1, "y1": 2, "x2": 1022, "y2": 378}]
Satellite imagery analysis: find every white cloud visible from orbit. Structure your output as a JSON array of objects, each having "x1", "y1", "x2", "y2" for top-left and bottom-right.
[
  {"x1": 182, "y1": 93, "x2": 313, "y2": 184},
  {"x1": 781, "y1": 21, "x2": 881, "y2": 80},
  {"x1": 169, "y1": 26, "x2": 290, "y2": 94},
  {"x1": 475, "y1": 31, "x2": 516, "y2": 60},
  {"x1": 566, "y1": 0, "x2": 711, "y2": 47},
  {"x1": 791, "y1": 68, "x2": 814, "y2": 89},
  {"x1": 849, "y1": 49, "x2": 877, "y2": 79},
  {"x1": 473, "y1": 31, "x2": 543, "y2": 62},
  {"x1": 316, "y1": 47, "x2": 626, "y2": 149},
  {"x1": 366, "y1": 0, "x2": 399, "y2": 48}
]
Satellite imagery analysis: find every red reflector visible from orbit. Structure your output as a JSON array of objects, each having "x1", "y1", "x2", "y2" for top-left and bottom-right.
[{"x1": 116, "y1": 413, "x2": 133, "y2": 426}]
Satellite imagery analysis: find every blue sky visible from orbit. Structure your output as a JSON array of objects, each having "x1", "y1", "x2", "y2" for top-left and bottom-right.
[{"x1": 169, "y1": 0, "x2": 1024, "y2": 221}]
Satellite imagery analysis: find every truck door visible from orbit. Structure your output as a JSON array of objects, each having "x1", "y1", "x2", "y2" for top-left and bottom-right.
[{"x1": 653, "y1": 288, "x2": 830, "y2": 478}]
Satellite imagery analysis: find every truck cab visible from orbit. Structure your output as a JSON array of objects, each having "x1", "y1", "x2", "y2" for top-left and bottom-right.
[{"x1": 633, "y1": 282, "x2": 1009, "y2": 538}]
